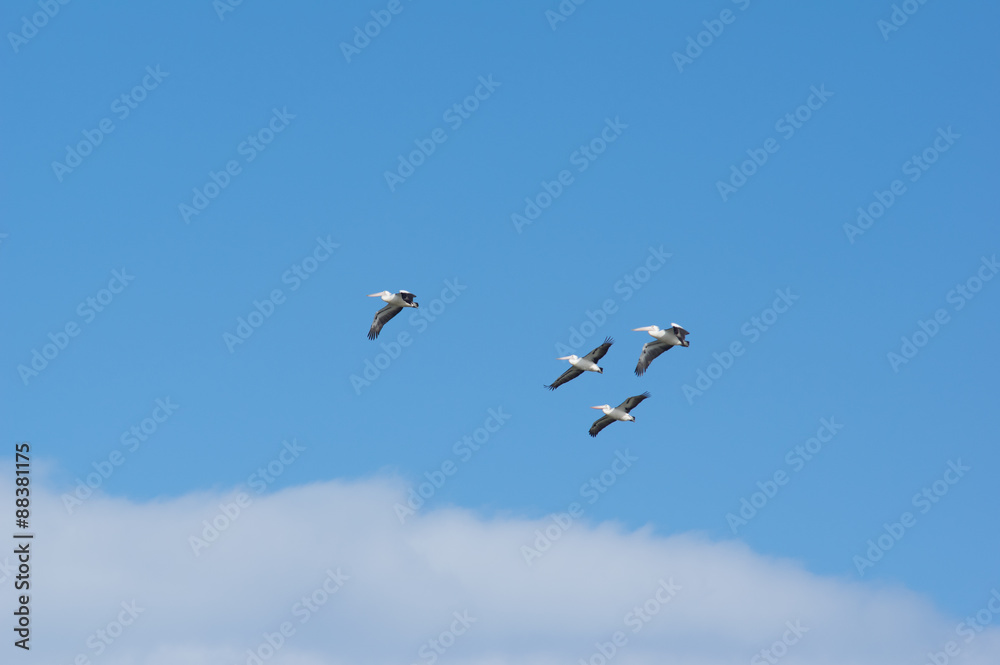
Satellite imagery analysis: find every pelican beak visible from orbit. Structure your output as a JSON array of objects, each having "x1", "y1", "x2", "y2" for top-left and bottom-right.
[
  {"x1": 367, "y1": 292, "x2": 384, "y2": 297},
  {"x1": 632, "y1": 326, "x2": 654, "y2": 331},
  {"x1": 589, "y1": 406, "x2": 604, "y2": 410},
  {"x1": 556, "y1": 356, "x2": 572, "y2": 360}
]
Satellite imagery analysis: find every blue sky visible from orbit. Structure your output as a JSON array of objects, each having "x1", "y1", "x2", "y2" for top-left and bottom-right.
[{"x1": 2, "y1": 1, "x2": 999, "y2": 662}]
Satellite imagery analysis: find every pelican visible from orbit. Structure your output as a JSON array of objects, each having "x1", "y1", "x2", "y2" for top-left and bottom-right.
[
  {"x1": 545, "y1": 337, "x2": 614, "y2": 390},
  {"x1": 589, "y1": 392, "x2": 650, "y2": 437},
  {"x1": 633, "y1": 323, "x2": 690, "y2": 376},
  {"x1": 367, "y1": 290, "x2": 418, "y2": 339}
]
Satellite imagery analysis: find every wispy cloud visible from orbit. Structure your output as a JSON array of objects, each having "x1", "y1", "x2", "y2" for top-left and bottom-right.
[{"x1": 10, "y1": 473, "x2": 1000, "y2": 665}]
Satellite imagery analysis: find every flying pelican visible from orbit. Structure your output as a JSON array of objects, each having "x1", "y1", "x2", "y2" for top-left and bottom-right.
[
  {"x1": 589, "y1": 392, "x2": 650, "y2": 437},
  {"x1": 545, "y1": 337, "x2": 614, "y2": 390},
  {"x1": 633, "y1": 323, "x2": 690, "y2": 376},
  {"x1": 367, "y1": 290, "x2": 418, "y2": 339}
]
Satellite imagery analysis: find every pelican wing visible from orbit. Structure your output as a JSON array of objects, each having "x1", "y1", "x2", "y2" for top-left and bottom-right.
[
  {"x1": 583, "y1": 336, "x2": 614, "y2": 363},
  {"x1": 589, "y1": 414, "x2": 616, "y2": 438},
  {"x1": 368, "y1": 305, "x2": 403, "y2": 340},
  {"x1": 635, "y1": 340, "x2": 672, "y2": 376},
  {"x1": 618, "y1": 391, "x2": 651, "y2": 413},
  {"x1": 399, "y1": 291, "x2": 417, "y2": 305},
  {"x1": 545, "y1": 366, "x2": 584, "y2": 391}
]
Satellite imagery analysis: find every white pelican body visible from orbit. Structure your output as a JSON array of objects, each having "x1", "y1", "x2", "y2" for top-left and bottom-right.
[
  {"x1": 632, "y1": 323, "x2": 690, "y2": 376},
  {"x1": 371, "y1": 290, "x2": 418, "y2": 309},
  {"x1": 561, "y1": 355, "x2": 601, "y2": 373},
  {"x1": 545, "y1": 337, "x2": 613, "y2": 390},
  {"x1": 635, "y1": 324, "x2": 687, "y2": 346},
  {"x1": 588, "y1": 392, "x2": 650, "y2": 437},
  {"x1": 367, "y1": 290, "x2": 419, "y2": 339},
  {"x1": 591, "y1": 405, "x2": 633, "y2": 421}
]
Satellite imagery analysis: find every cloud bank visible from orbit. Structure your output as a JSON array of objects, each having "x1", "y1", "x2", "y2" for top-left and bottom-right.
[{"x1": 5, "y1": 473, "x2": 999, "y2": 665}]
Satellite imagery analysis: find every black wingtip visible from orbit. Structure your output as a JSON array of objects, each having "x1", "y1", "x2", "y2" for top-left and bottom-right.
[
  {"x1": 640, "y1": 391, "x2": 651, "y2": 398},
  {"x1": 604, "y1": 336, "x2": 614, "y2": 345},
  {"x1": 367, "y1": 330, "x2": 378, "y2": 340},
  {"x1": 544, "y1": 384, "x2": 556, "y2": 391}
]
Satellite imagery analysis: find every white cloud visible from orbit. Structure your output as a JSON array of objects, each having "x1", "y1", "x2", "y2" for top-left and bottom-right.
[{"x1": 6, "y1": 473, "x2": 1000, "y2": 665}]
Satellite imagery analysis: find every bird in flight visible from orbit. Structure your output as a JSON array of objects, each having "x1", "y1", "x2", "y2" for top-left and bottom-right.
[
  {"x1": 545, "y1": 337, "x2": 614, "y2": 390},
  {"x1": 367, "y1": 290, "x2": 418, "y2": 339},
  {"x1": 633, "y1": 324, "x2": 689, "y2": 376},
  {"x1": 588, "y1": 392, "x2": 650, "y2": 437}
]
